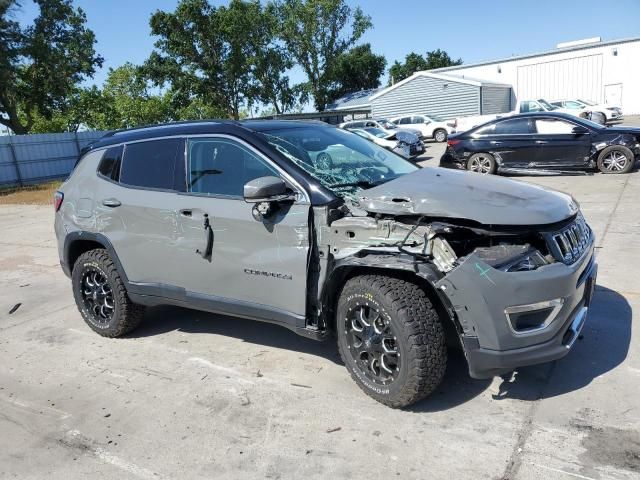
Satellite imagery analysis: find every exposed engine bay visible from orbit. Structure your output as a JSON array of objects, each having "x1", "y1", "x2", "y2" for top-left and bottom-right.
[{"x1": 326, "y1": 208, "x2": 559, "y2": 276}]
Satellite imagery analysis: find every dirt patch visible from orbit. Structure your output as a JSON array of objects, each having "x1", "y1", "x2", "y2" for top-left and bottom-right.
[
  {"x1": 574, "y1": 422, "x2": 640, "y2": 473},
  {"x1": 0, "y1": 181, "x2": 62, "y2": 205}
]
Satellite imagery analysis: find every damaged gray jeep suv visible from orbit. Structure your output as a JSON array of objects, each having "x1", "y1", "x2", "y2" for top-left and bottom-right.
[{"x1": 54, "y1": 120, "x2": 597, "y2": 408}]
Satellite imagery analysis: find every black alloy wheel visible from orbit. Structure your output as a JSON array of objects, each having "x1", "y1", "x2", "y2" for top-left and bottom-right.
[
  {"x1": 81, "y1": 268, "x2": 114, "y2": 325},
  {"x1": 344, "y1": 303, "x2": 400, "y2": 386}
]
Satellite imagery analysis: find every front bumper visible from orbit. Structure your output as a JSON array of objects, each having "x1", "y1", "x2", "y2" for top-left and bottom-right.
[{"x1": 436, "y1": 237, "x2": 597, "y2": 379}]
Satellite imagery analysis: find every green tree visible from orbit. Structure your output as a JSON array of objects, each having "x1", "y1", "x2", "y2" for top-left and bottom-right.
[
  {"x1": 388, "y1": 49, "x2": 462, "y2": 85},
  {"x1": 249, "y1": 4, "x2": 306, "y2": 114},
  {"x1": 327, "y1": 43, "x2": 386, "y2": 104},
  {"x1": 146, "y1": 0, "x2": 263, "y2": 120},
  {"x1": 275, "y1": 0, "x2": 372, "y2": 111},
  {"x1": 29, "y1": 86, "x2": 107, "y2": 133},
  {"x1": 388, "y1": 53, "x2": 428, "y2": 85},
  {"x1": 424, "y1": 48, "x2": 462, "y2": 70},
  {"x1": 0, "y1": 0, "x2": 103, "y2": 134},
  {"x1": 99, "y1": 63, "x2": 171, "y2": 129}
]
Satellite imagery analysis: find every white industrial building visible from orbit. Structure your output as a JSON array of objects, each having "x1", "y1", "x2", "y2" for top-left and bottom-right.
[
  {"x1": 432, "y1": 36, "x2": 640, "y2": 115},
  {"x1": 367, "y1": 36, "x2": 640, "y2": 120}
]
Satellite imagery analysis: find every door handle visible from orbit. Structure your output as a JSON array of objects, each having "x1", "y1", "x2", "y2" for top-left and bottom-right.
[
  {"x1": 535, "y1": 140, "x2": 548, "y2": 144},
  {"x1": 102, "y1": 198, "x2": 121, "y2": 208},
  {"x1": 196, "y1": 213, "x2": 214, "y2": 261}
]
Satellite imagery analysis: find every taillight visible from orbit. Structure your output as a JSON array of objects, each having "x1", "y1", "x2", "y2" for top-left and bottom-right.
[
  {"x1": 53, "y1": 191, "x2": 64, "y2": 212},
  {"x1": 447, "y1": 139, "x2": 461, "y2": 147}
]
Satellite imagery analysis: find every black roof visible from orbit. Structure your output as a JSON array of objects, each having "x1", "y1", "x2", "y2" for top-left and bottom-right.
[{"x1": 89, "y1": 119, "x2": 332, "y2": 150}]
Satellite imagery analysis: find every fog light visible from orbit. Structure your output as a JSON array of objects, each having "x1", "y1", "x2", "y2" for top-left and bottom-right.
[{"x1": 505, "y1": 298, "x2": 564, "y2": 335}]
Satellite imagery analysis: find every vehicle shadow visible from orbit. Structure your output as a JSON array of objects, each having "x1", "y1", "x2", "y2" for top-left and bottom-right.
[
  {"x1": 410, "y1": 285, "x2": 631, "y2": 411},
  {"x1": 128, "y1": 286, "x2": 631, "y2": 410},
  {"x1": 129, "y1": 304, "x2": 343, "y2": 364},
  {"x1": 408, "y1": 349, "x2": 493, "y2": 412}
]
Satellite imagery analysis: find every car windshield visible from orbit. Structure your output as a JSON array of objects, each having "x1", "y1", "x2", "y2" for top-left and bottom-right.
[
  {"x1": 426, "y1": 114, "x2": 444, "y2": 122},
  {"x1": 537, "y1": 99, "x2": 558, "y2": 110},
  {"x1": 376, "y1": 120, "x2": 397, "y2": 129},
  {"x1": 260, "y1": 126, "x2": 418, "y2": 197},
  {"x1": 363, "y1": 127, "x2": 389, "y2": 138},
  {"x1": 578, "y1": 99, "x2": 596, "y2": 106}
]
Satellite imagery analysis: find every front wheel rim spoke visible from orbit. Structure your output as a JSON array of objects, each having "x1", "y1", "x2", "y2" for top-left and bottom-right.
[{"x1": 347, "y1": 304, "x2": 400, "y2": 384}]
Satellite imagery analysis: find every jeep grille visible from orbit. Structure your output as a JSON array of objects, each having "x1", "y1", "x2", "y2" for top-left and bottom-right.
[{"x1": 546, "y1": 214, "x2": 591, "y2": 265}]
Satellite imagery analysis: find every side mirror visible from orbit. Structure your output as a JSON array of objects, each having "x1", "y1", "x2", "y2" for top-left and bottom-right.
[
  {"x1": 243, "y1": 176, "x2": 290, "y2": 202},
  {"x1": 244, "y1": 176, "x2": 296, "y2": 221},
  {"x1": 572, "y1": 126, "x2": 589, "y2": 135}
]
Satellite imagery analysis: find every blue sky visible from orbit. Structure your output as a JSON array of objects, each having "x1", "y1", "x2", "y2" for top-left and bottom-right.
[{"x1": 13, "y1": 0, "x2": 640, "y2": 88}]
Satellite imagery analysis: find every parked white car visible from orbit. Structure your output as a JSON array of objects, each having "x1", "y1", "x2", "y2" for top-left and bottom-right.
[
  {"x1": 551, "y1": 99, "x2": 623, "y2": 122},
  {"x1": 339, "y1": 118, "x2": 422, "y2": 138},
  {"x1": 351, "y1": 127, "x2": 425, "y2": 159},
  {"x1": 389, "y1": 114, "x2": 455, "y2": 142},
  {"x1": 454, "y1": 98, "x2": 605, "y2": 132}
]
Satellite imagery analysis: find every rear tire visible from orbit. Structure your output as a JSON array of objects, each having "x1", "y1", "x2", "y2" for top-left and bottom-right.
[
  {"x1": 433, "y1": 129, "x2": 447, "y2": 142},
  {"x1": 72, "y1": 248, "x2": 145, "y2": 337},
  {"x1": 597, "y1": 145, "x2": 634, "y2": 174},
  {"x1": 467, "y1": 152, "x2": 496, "y2": 174},
  {"x1": 336, "y1": 275, "x2": 447, "y2": 408}
]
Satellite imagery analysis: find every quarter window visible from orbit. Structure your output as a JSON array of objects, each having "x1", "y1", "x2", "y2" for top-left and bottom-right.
[
  {"x1": 187, "y1": 138, "x2": 279, "y2": 197},
  {"x1": 97, "y1": 145, "x2": 123, "y2": 181},
  {"x1": 120, "y1": 138, "x2": 181, "y2": 190}
]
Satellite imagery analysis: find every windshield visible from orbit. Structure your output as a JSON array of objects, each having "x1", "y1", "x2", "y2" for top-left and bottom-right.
[
  {"x1": 537, "y1": 99, "x2": 558, "y2": 110},
  {"x1": 260, "y1": 126, "x2": 418, "y2": 197},
  {"x1": 363, "y1": 127, "x2": 389, "y2": 138},
  {"x1": 376, "y1": 119, "x2": 397, "y2": 129},
  {"x1": 426, "y1": 114, "x2": 444, "y2": 122},
  {"x1": 578, "y1": 99, "x2": 596, "y2": 106}
]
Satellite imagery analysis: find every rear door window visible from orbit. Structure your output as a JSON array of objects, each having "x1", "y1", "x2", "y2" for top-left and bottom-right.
[
  {"x1": 97, "y1": 145, "x2": 123, "y2": 181},
  {"x1": 120, "y1": 138, "x2": 182, "y2": 190},
  {"x1": 493, "y1": 118, "x2": 532, "y2": 134}
]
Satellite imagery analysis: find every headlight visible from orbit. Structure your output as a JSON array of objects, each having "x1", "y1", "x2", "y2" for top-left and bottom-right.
[
  {"x1": 473, "y1": 244, "x2": 550, "y2": 272},
  {"x1": 503, "y1": 250, "x2": 549, "y2": 272}
]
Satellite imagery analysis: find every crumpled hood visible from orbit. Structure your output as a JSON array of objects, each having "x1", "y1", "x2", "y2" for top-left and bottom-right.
[{"x1": 358, "y1": 167, "x2": 579, "y2": 225}]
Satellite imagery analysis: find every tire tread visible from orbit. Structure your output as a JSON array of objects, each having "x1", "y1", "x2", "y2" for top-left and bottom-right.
[
  {"x1": 73, "y1": 249, "x2": 145, "y2": 337},
  {"x1": 337, "y1": 275, "x2": 447, "y2": 408}
]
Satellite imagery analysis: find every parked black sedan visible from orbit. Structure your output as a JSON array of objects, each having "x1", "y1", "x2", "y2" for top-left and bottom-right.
[{"x1": 440, "y1": 112, "x2": 640, "y2": 175}]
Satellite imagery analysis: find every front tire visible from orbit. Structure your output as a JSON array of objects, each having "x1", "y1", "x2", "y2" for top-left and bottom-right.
[
  {"x1": 72, "y1": 248, "x2": 145, "y2": 337},
  {"x1": 597, "y1": 145, "x2": 634, "y2": 174},
  {"x1": 336, "y1": 275, "x2": 447, "y2": 408},
  {"x1": 467, "y1": 152, "x2": 496, "y2": 174},
  {"x1": 433, "y1": 129, "x2": 447, "y2": 142}
]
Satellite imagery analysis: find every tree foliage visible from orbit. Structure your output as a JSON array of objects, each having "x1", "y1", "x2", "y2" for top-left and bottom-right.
[
  {"x1": 388, "y1": 49, "x2": 462, "y2": 85},
  {"x1": 275, "y1": 0, "x2": 372, "y2": 111},
  {"x1": 327, "y1": 43, "x2": 386, "y2": 104},
  {"x1": 0, "y1": 0, "x2": 103, "y2": 134},
  {"x1": 144, "y1": 0, "x2": 302, "y2": 120}
]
